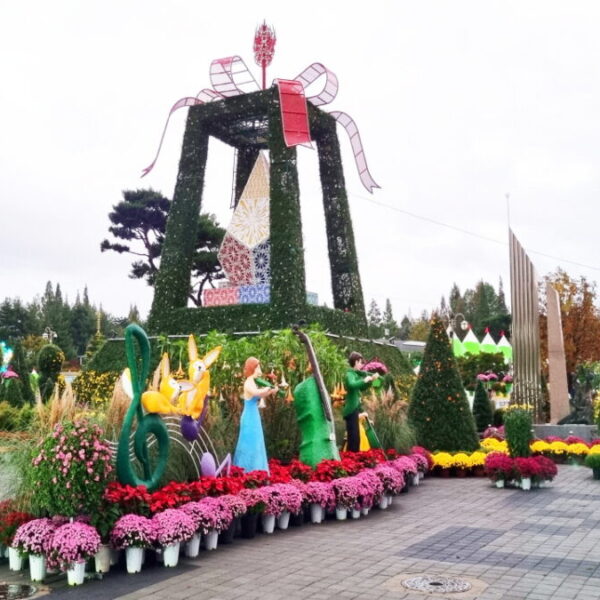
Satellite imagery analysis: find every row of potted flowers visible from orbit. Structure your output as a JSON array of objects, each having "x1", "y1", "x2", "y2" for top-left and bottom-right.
[
  {"x1": 481, "y1": 436, "x2": 600, "y2": 460},
  {"x1": 483, "y1": 453, "x2": 558, "y2": 490},
  {"x1": 1, "y1": 452, "x2": 428, "y2": 585}
]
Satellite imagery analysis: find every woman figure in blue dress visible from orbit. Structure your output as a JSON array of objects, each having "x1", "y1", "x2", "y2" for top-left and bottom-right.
[{"x1": 233, "y1": 357, "x2": 276, "y2": 474}]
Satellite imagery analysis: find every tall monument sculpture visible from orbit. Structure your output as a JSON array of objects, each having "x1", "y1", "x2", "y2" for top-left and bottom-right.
[
  {"x1": 509, "y1": 229, "x2": 542, "y2": 420},
  {"x1": 546, "y1": 282, "x2": 570, "y2": 423}
]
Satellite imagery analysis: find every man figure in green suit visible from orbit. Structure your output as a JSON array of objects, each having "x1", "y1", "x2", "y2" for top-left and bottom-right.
[{"x1": 343, "y1": 352, "x2": 379, "y2": 452}]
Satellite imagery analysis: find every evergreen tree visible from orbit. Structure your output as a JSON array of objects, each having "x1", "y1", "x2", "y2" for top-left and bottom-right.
[
  {"x1": 398, "y1": 315, "x2": 412, "y2": 340},
  {"x1": 3, "y1": 378, "x2": 24, "y2": 408},
  {"x1": 367, "y1": 299, "x2": 383, "y2": 338},
  {"x1": 100, "y1": 189, "x2": 225, "y2": 306},
  {"x1": 408, "y1": 311, "x2": 431, "y2": 341},
  {"x1": 70, "y1": 293, "x2": 96, "y2": 356},
  {"x1": 408, "y1": 317, "x2": 479, "y2": 451},
  {"x1": 382, "y1": 299, "x2": 398, "y2": 337},
  {"x1": 85, "y1": 331, "x2": 106, "y2": 364},
  {"x1": 449, "y1": 283, "x2": 466, "y2": 317},
  {"x1": 41, "y1": 282, "x2": 75, "y2": 359},
  {"x1": 472, "y1": 380, "x2": 493, "y2": 432},
  {"x1": 127, "y1": 305, "x2": 141, "y2": 324}
]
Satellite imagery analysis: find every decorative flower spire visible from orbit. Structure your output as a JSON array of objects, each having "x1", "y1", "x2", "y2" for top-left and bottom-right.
[{"x1": 254, "y1": 21, "x2": 276, "y2": 89}]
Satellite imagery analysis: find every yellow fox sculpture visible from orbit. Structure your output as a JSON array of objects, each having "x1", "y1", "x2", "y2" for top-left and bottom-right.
[{"x1": 177, "y1": 335, "x2": 222, "y2": 420}]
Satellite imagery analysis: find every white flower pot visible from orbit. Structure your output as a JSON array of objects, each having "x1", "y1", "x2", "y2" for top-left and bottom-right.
[
  {"x1": 378, "y1": 496, "x2": 389, "y2": 510},
  {"x1": 521, "y1": 477, "x2": 532, "y2": 491},
  {"x1": 185, "y1": 533, "x2": 201, "y2": 558},
  {"x1": 67, "y1": 561, "x2": 86, "y2": 586},
  {"x1": 29, "y1": 554, "x2": 46, "y2": 582},
  {"x1": 310, "y1": 503, "x2": 323, "y2": 524},
  {"x1": 94, "y1": 544, "x2": 111, "y2": 574},
  {"x1": 8, "y1": 546, "x2": 24, "y2": 571},
  {"x1": 350, "y1": 509, "x2": 360, "y2": 519},
  {"x1": 109, "y1": 548, "x2": 120, "y2": 566},
  {"x1": 411, "y1": 473, "x2": 420, "y2": 486},
  {"x1": 162, "y1": 543, "x2": 180, "y2": 567},
  {"x1": 125, "y1": 547, "x2": 143, "y2": 574},
  {"x1": 261, "y1": 514, "x2": 276, "y2": 534},
  {"x1": 277, "y1": 511, "x2": 290, "y2": 530},
  {"x1": 361, "y1": 507, "x2": 369, "y2": 516},
  {"x1": 335, "y1": 507, "x2": 347, "y2": 521},
  {"x1": 495, "y1": 479, "x2": 505, "y2": 489},
  {"x1": 204, "y1": 529, "x2": 219, "y2": 550}
]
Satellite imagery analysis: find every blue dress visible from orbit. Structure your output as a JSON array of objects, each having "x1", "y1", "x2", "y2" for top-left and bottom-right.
[{"x1": 233, "y1": 395, "x2": 269, "y2": 473}]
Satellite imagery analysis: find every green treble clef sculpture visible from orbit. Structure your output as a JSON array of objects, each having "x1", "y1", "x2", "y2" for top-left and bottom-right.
[{"x1": 116, "y1": 324, "x2": 170, "y2": 491}]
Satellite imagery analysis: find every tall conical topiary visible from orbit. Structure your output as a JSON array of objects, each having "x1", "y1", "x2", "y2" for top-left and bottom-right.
[
  {"x1": 408, "y1": 317, "x2": 479, "y2": 452},
  {"x1": 472, "y1": 379, "x2": 493, "y2": 432}
]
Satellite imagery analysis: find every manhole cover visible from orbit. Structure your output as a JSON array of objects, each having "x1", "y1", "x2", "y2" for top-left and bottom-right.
[
  {"x1": 402, "y1": 575, "x2": 472, "y2": 593},
  {"x1": 0, "y1": 584, "x2": 37, "y2": 600}
]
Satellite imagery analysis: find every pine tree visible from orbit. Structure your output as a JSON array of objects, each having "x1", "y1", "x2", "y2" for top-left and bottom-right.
[
  {"x1": 382, "y1": 299, "x2": 398, "y2": 337},
  {"x1": 399, "y1": 315, "x2": 412, "y2": 340},
  {"x1": 472, "y1": 380, "x2": 493, "y2": 432},
  {"x1": 367, "y1": 299, "x2": 383, "y2": 338},
  {"x1": 408, "y1": 317, "x2": 479, "y2": 451}
]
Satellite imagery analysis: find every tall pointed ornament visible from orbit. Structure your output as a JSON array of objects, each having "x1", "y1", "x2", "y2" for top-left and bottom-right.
[{"x1": 254, "y1": 21, "x2": 276, "y2": 90}]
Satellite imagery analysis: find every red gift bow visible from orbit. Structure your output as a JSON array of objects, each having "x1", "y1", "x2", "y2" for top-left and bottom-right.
[{"x1": 142, "y1": 56, "x2": 380, "y2": 193}]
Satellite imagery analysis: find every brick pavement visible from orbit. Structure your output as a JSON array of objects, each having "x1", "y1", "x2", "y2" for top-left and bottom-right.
[{"x1": 2, "y1": 465, "x2": 599, "y2": 599}]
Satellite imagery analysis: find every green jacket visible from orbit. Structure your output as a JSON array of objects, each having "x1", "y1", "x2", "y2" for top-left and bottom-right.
[{"x1": 343, "y1": 368, "x2": 372, "y2": 418}]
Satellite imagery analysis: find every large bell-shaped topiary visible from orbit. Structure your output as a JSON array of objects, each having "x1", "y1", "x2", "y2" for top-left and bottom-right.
[{"x1": 408, "y1": 317, "x2": 479, "y2": 452}]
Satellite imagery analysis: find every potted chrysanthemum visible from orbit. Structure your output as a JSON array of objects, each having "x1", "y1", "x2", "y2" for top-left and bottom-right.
[
  {"x1": 304, "y1": 482, "x2": 335, "y2": 524},
  {"x1": 12, "y1": 518, "x2": 57, "y2": 581},
  {"x1": 180, "y1": 498, "x2": 229, "y2": 553},
  {"x1": 331, "y1": 477, "x2": 361, "y2": 520},
  {"x1": 110, "y1": 514, "x2": 155, "y2": 574},
  {"x1": 47, "y1": 521, "x2": 101, "y2": 585},
  {"x1": 238, "y1": 489, "x2": 266, "y2": 539},
  {"x1": 152, "y1": 509, "x2": 195, "y2": 567},
  {"x1": 215, "y1": 495, "x2": 247, "y2": 544}
]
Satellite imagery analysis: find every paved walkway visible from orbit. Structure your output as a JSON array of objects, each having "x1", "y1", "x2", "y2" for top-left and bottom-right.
[{"x1": 2, "y1": 465, "x2": 599, "y2": 599}]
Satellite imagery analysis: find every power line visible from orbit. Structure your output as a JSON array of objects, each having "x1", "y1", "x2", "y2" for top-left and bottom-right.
[{"x1": 350, "y1": 192, "x2": 600, "y2": 273}]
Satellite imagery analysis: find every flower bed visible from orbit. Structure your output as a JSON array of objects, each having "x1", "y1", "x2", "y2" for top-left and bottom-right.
[{"x1": 1, "y1": 430, "x2": 427, "y2": 587}]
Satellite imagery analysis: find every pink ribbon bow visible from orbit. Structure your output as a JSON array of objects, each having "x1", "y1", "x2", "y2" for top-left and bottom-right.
[{"x1": 142, "y1": 56, "x2": 380, "y2": 193}]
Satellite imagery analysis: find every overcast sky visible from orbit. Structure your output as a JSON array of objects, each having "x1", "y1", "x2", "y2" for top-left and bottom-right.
[{"x1": 2, "y1": 1, "x2": 599, "y2": 326}]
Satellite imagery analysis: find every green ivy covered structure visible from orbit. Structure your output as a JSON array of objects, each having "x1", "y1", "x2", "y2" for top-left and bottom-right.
[{"x1": 147, "y1": 86, "x2": 367, "y2": 336}]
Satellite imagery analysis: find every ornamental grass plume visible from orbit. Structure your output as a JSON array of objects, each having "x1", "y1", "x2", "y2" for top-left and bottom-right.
[
  {"x1": 110, "y1": 514, "x2": 155, "y2": 549},
  {"x1": 12, "y1": 518, "x2": 57, "y2": 555},
  {"x1": 374, "y1": 464, "x2": 405, "y2": 495},
  {"x1": 304, "y1": 482, "x2": 335, "y2": 510},
  {"x1": 152, "y1": 509, "x2": 195, "y2": 546},
  {"x1": 47, "y1": 521, "x2": 101, "y2": 571}
]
